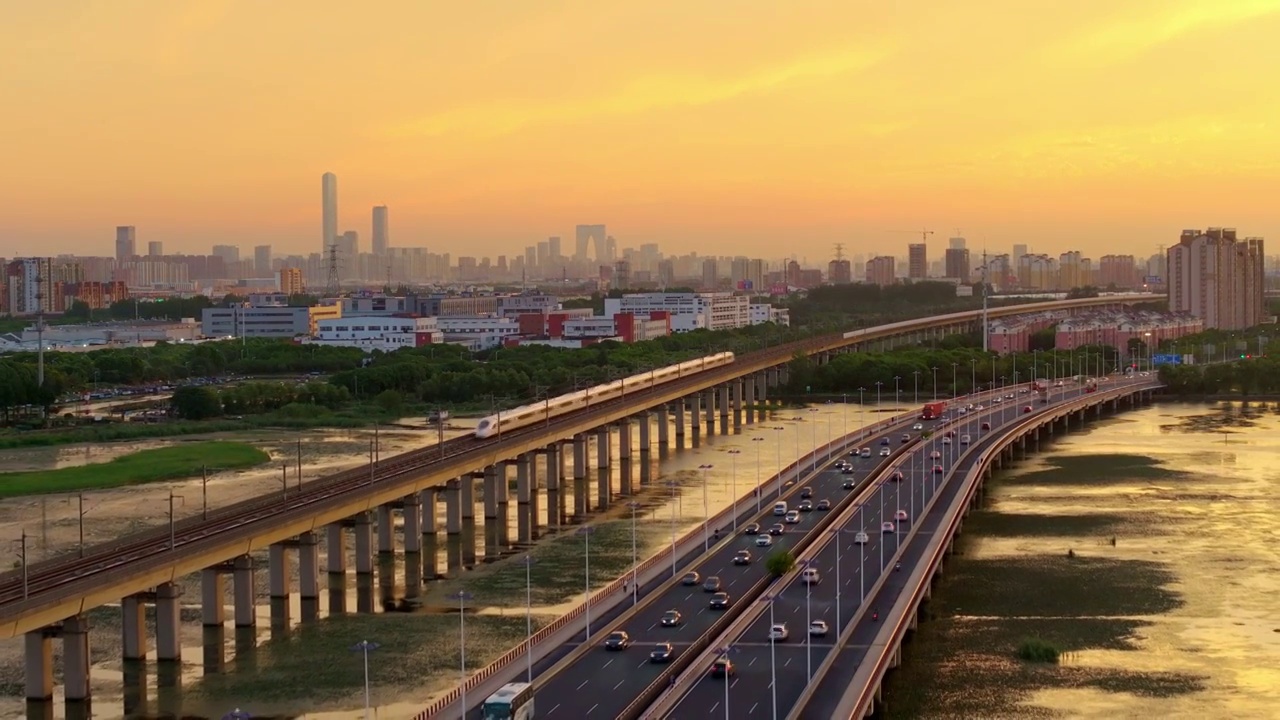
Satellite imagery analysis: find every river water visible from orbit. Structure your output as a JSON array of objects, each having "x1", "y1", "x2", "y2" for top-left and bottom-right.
[{"x1": 882, "y1": 400, "x2": 1280, "y2": 719}]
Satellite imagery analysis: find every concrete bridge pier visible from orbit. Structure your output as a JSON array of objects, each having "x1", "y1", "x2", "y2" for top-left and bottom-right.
[
  {"x1": 516, "y1": 455, "x2": 534, "y2": 544},
  {"x1": 718, "y1": 384, "x2": 730, "y2": 434},
  {"x1": 573, "y1": 435, "x2": 589, "y2": 517},
  {"x1": 269, "y1": 542, "x2": 290, "y2": 600},
  {"x1": 779, "y1": 364, "x2": 790, "y2": 387},
  {"x1": 297, "y1": 531, "x2": 320, "y2": 616},
  {"x1": 759, "y1": 371, "x2": 771, "y2": 406},
  {"x1": 673, "y1": 401, "x2": 685, "y2": 446},
  {"x1": 25, "y1": 628, "x2": 54, "y2": 701},
  {"x1": 595, "y1": 427, "x2": 612, "y2": 509},
  {"x1": 402, "y1": 493, "x2": 422, "y2": 553},
  {"x1": 656, "y1": 406, "x2": 670, "y2": 447},
  {"x1": 62, "y1": 616, "x2": 91, "y2": 703},
  {"x1": 492, "y1": 466, "x2": 510, "y2": 548},
  {"x1": 733, "y1": 379, "x2": 744, "y2": 429},
  {"x1": 121, "y1": 595, "x2": 147, "y2": 661},
  {"x1": 528, "y1": 454, "x2": 541, "y2": 539},
  {"x1": 460, "y1": 474, "x2": 476, "y2": 535},
  {"x1": 201, "y1": 567, "x2": 228, "y2": 626},
  {"x1": 445, "y1": 479, "x2": 463, "y2": 535},
  {"x1": 233, "y1": 555, "x2": 256, "y2": 628},
  {"x1": 420, "y1": 488, "x2": 440, "y2": 580},
  {"x1": 618, "y1": 419, "x2": 633, "y2": 496},
  {"x1": 704, "y1": 389, "x2": 716, "y2": 435},
  {"x1": 353, "y1": 511, "x2": 374, "y2": 574},
  {"x1": 483, "y1": 466, "x2": 503, "y2": 558},
  {"x1": 744, "y1": 376, "x2": 756, "y2": 424},
  {"x1": 326, "y1": 523, "x2": 346, "y2": 575},
  {"x1": 689, "y1": 394, "x2": 702, "y2": 443},
  {"x1": 545, "y1": 444, "x2": 563, "y2": 529},
  {"x1": 377, "y1": 504, "x2": 395, "y2": 556},
  {"x1": 155, "y1": 582, "x2": 182, "y2": 662}
]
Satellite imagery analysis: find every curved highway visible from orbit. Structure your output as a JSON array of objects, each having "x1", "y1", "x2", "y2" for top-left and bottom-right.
[
  {"x1": 533, "y1": 411, "x2": 958, "y2": 719},
  {"x1": 660, "y1": 380, "x2": 1134, "y2": 718}
]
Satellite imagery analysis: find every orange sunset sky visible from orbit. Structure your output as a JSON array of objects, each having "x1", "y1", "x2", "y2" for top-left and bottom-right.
[{"x1": 1, "y1": 0, "x2": 1278, "y2": 262}]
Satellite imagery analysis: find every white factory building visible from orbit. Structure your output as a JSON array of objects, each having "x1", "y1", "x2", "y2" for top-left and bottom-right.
[{"x1": 304, "y1": 316, "x2": 443, "y2": 352}]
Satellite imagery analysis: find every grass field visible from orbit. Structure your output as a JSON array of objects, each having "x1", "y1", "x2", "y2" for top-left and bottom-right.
[{"x1": 0, "y1": 441, "x2": 270, "y2": 498}]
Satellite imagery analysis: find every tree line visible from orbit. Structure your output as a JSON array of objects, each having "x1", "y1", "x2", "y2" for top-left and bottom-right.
[{"x1": 1158, "y1": 357, "x2": 1280, "y2": 396}]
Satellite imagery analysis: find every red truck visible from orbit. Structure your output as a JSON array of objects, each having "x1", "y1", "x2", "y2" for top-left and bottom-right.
[{"x1": 920, "y1": 401, "x2": 946, "y2": 420}]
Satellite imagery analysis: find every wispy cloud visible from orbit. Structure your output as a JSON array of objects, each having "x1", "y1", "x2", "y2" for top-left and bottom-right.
[
  {"x1": 384, "y1": 43, "x2": 894, "y2": 139},
  {"x1": 1051, "y1": 0, "x2": 1280, "y2": 64}
]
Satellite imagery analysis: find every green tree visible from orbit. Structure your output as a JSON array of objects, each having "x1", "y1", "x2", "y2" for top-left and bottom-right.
[
  {"x1": 765, "y1": 550, "x2": 796, "y2": 577},
  {"x1": 375, "y1": 389, "x2": 405, "y2": 415},
  {"x1": 170, "y1": 386, "x2": 223, "y2": 420}
]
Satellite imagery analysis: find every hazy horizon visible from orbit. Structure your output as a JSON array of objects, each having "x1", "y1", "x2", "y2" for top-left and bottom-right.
[{"x1": 2, "y1": 1, "x2": 1277, "y2": 261}]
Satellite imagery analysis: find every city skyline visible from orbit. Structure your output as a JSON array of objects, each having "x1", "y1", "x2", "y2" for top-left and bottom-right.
[{"x1": 2, "y1": 2, "x2": 1279, "y2": 259}]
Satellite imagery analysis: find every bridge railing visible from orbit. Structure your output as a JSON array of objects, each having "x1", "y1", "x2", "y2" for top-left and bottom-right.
[{"x1": 829, "y1": 382, "x2": 1157, "y2": 719}]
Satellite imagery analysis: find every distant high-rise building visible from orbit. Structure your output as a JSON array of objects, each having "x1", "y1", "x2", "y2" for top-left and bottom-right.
[
  {"x1": 278, "y1": 267, "x2": 304, "y2": 296},
  {"x1": 730, "y1": 257, "x2": 750, "y2": 288},
  {"x1": 949, "y1": 236, "x2": 966, "y2": 250},
  {"x1": 827, "y1": 259, "x2": 852, "y2": 284},
  {"x1": 1098, "y1": 255, "x2": 1138, "y2": 289},
  {"x1": 574, "y1": 225, "x2": 607, "y2": 261},
  {"x1": 865, "y1": 256, "x2": 896, "y2": 287},
  {"x1": 337, "y1": 231, "x2": 359, "y2": 261},
  {"x1": 658, "y1": 259, "x2": 675, "y2": 288},
  {"x1": 701, "y1": 258, "x2": 718, "y2": 290},
  {"x1": 371, "y1": 206, "x2": 389, "y2": 256},
  {"x1": 907, "y1": 243, "x2": 927, "y2": 280},
  {"x1": 147, "y1": 241, "x2": 163, "y2": 257},
  {"x1": 1012, "y1": 243, "x2": 1028, "y2": 260},
  {"x1": 548, "y1": 236, "x2": 562, "y2": 262},
  {"x1": 115, "y1": 226, "x2": 136, "y2": 264},
  {"x1": 254, "y1": 245, "x2": 272, "y2": 276},
  {"x1": 1168, "y1": 228, "x2": 1264, "y2": 330},
  {"x1": 944, "y1": 248, "x2": 971, "y2": 282},
  {"x1": 322, "y1": 172, "x2": 338, "y2": 254},
  {"x1": 212, "y1": 244, "x2": 240, "y2": 265}
]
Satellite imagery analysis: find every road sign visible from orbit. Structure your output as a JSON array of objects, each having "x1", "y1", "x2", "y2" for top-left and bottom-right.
[{"x1": 1152, "y1": 354, "x2": 1181, "y2": 365}]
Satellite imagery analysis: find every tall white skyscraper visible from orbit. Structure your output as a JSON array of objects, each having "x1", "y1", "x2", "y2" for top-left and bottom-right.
[
  {"x1": 372, "y1": 205, "x2": 389, "y2": 255},
  {"x1": 322, "y1": 172, "x2": 338, "y2": 254}
]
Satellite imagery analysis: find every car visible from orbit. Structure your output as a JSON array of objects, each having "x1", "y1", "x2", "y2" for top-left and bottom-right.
[
  {"x1": 933, "y1": 464, "x2": 944, "y2": 474},
  {"x1": 1020, "y1": 388, "x2": 1030, "y2": 394},
  {"x1": 681, "y1": 571, "x2": 700, "y2": 586},
  {"x1": 960, "y1": 434, "x2": 971, "y2": 445},
  {"x1": 880, "y1": 437, "x2": 890, "y2": 446},
  {"x1": 768, "y1": 623, "x2": 789, "y2": 641},
  {"x1": 702, "y1": 576, "x2": 722, "y2": 592},
  {"x1": 842, "y1": 479, "x2": 856, "y2": 489},
  {"x1": 710, "y1": 656, "x2": 735, "y2": 677},
  {"x1": 841, "y1": 467, "x2": 855, "y2": 475},
  {"x1": 756, "y1": 534, "x2": 773, "y2": 547},
  {"x1": 912, "y1": 422, "x2": 924, "y2": 430},
  {"x1": 848, "y1": 449, "x2": 858, "y2": 456},
  {"x1": 901, "y1": 433, "x2": 911, "y2": 443},
  {"x1": 879, "y1": 447, "x2": 891, "y2": 456},
  {"x1": 1005, "y1": 393, "x2": 1015, "y2": 399},
  {"x1": 991, "y1": 397, "x2": 1002, "y2": 404},
  {"x1": 860, "y1": 448, "x2": 872, "y2": 458},
  {"x1": 854, "y1": 531, "x2": 870, "y2": 544},
  {"x1": 809, "y1": 620, "x2": 829, "y2": 637},
  {"x1": 881, "y1": 521, "x2": 896, "y2": 533},
  {"x1": 894, "y1": 509, "x2": 909, "y2": 521},
  {"x1": 974, "y1": 404, "x2": 984, "y2": 411},
  {"x1": 942, "y1": 436, "x2": 952, "y2": 445},
  {"x1": 709, "y1": 592, "x2": 731, "y2": 609},
  {"x1": 930, "y1": 450, "x2": 942, "y2": 459},
  {"x1": 1054, "y1": 381, "x2": 1065, "y2": 387},
  {"x1": 945, "y1": 429, "x2": 956, "y2": 437},
  {"x1": 604, "y1": 631, "x2": 631, "y2": 650},
  {"x1": 1023, "y1": 405, "x2": 1033, "y2": 413},
  {"x1": 769, "y1": 523, "x2": 786, "y2": 535},
  {"x1": 649, "y1": 642, "x2": 674, "y2": 663},
  {"x1": 798, "y1": 500, "x2": 814, "y2": 512},
  {"x1": 800, "y1": 486, "x2": 813, "y2": 498},
  {"x1": 816, "y1": 499, "x2": 831, "y2": 510},
  {"x1": 889, "y1": 470, "x2": 904, "y2": 482},
  {"x1": 733, "y1": 549, "x2": 752, "y2": 565},
  {"x1": 660, "y1": 610, "x2": 683, "y2": 627},
  {"x1": 784, "y1": 511, "x2": 801, "y2": 524},
  {"x1": 981, "y1": 422, "x2": 991, "y2": 430},
  {"x1": 957, "y1": 407, "x2": 968, "y2": 415},
  {"x1": 801, "y1": 567, "x2": 820, "y2": 584},
  {"x1": 744, "y1": 522, "x2": 761, "y2": 535}
]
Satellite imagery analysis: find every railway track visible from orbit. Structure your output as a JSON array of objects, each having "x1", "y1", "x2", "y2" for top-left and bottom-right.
[{"x1": 0, "y1": 337, "x2": 833, "y2": 611}]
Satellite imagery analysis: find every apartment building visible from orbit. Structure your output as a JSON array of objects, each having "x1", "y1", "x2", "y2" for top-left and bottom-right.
[{"x1": 1167, "y1": 228, "x2": 1265, "y2": 330}]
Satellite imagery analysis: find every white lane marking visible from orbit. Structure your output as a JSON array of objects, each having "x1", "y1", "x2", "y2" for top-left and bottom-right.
[
  {"x1": 602, "y1": 658, "x2": 614, "y2": 669},
  {"x1": 586, "y1": 704, "x2": 598, "y2": 714},
  {"x1": 577, "y1": 679, "x2": 589, "y2": 690},
  {"x1": 614, "y1": 679, "x2": 626, "y2": 690}
]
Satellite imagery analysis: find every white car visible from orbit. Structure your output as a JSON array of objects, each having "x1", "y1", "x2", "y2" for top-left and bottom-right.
[
  {"x1": 912, "y1": 422, "x2": 924, "y2": 430},
  {"x1": 756, "y1": 535, "x2": 773, "y2": 547},
  {"x1": 809, "y1": 620, "x2": 829, "y2": 637},
  {"x1": 931, "y1": 451, "x2": 942, "y2": 459},
  {"x1": 960, "y1": 434, "x2": 971, "y2": 445},
  {"x1": 879, "y1": 447, "x2": 891, "y2": 457},
  {"x1": 881, "y1": 521, "x2": 896, "y2": 533},
  {"x1": 894, "y1": 509, "x2": 909, "y2": 521},
  {"x1": 942, "y1": 436, "x2": 952, "y2": 445},
  {"x1": 854, "y1": 531, "x2": 869, "y2": 545},
  {"x1": 768, "y1": 623, "x2": 789, "y2": 641},
  {"x1": 785, "y1": 510, "x2": 801, "y2": 524}
]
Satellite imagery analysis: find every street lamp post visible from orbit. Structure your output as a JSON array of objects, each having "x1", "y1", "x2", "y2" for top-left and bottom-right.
[
  {"x1": 931, "y1": 367, "x2": 938, "y2": 401},
  {"x1": 523, "y1": 556, "x2": 536, "y2": 680},
  {"x1": 829, "y1": 527, "x2": 843, "y2": 629},
  {"x1": 698, "y1": 464, "x2": 714, "y2": 549},
  {"x1": 168, "y1": 490, "x2": 185, "y2": 550},
  {"x1": 350, "y1": 639, "x2": 380, "y2": 720},
  {"x1": 800, "y1": 559, "x2": 814, "y2": 681},
  {"x1": 752, "y1": 437, "x2": 765, "y2": 512},
  {"x1": 970, "y1": 358, "x2": 977, "y2": 394},
  {"x1": 912, "y1": 371, "x2": 920, "y2": 404},
  {"x1": 858, "y1": 504, "x2": 866, "y2": 602},
  {"x1": 857, "y1": 388, "x2": 865, "y2": 431},
  {"x1": 666, "y1": 481, "x2": 680, "y2": 577},
  {"x1": 626, "y1": 502, "x2": 641, "y2": 605},
  {"x1": 874, "y1": 381, "x2": 883, "y2": 407},
  {"x1": 773, "y1": 426, "x2": 785, "y2": 499},
  {"x1": 951, "y1": 363, "x2": 959, "y2": 398},
  {"x1": 576, "y1": 527, "x2": 596, "y2": 640},
  {"x1": 893, "y1": 376, "x2": 901, "y2": 405},
  {"x1": 763, "y1": 594, "x2": 779, "y2": 720},
  {"x1": 448, "y1": 592, "x2": 473, "y2": 719},
  {"x1": 718, "y1": 645, "x2": 735, "y2": 720},
  {"x1": 12, "y1": 532, "x2": 29, "y2": 599},
  {"x1": 727, "y1": 450, "x2": 741, "y2": 530}
]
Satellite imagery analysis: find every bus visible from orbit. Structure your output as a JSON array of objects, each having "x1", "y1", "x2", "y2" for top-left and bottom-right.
[{"x1": 482, "y1": 682, "x2": 534, "y2": 720}]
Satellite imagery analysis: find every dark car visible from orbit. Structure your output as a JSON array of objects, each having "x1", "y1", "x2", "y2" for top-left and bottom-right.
[
  {"x1": 981, "y1": 422, "x2": 991, "y2": 430},
  {"x1": 842, "y1": 479, "x2": 856, "y2": 489},
  {"x1": 681, "y1": 571, "x2": 700, "y2": 586},
  {"x1": 660, "y1": 610, "x2": 682, "y2": 627},
  {"x1": 711, "y1": 656, "x2": 735, "y2": 677},
  {"x1": 743, "y1": 522, "x2": 761, "y2": 535},
  {"x1": 880, "y1": 437, "x2": 890, "y2": 446},
  {"x1": 604, "y1": 631, "x2": 631, "y2": 650},
  {"x1": 733, "y1": 549, "x2": 752, "y2": 565},
  {"x1": 841, "y1": 467, "x2": 855, "y2": 475},
  {"x1": 798, "y1": 500, "x2": 813, "y2": 512},
  {"x1": 709, "y1": 592, "x2": 731, "y2": 609},
  {"x1": 889, "y1": 471, "x2": 904, "y2": 482},
  {"x1": 649, "y1": 642, "x2": 674, "y2": 663},
  {"x1": 816, "y1": 499, "x2": 831, "y2": 510},
  {"x1": 768, "y1": 524, "x2": 786, "y2": 536},
  {"x1": 702, "y1": 576, "x2": 722, "y2": 592},
  {"x1": 800, "y1": 486, "x2": 813, "y2": 498},
  {"x1": 901, "y1": 433, "x2": 911, "y2": 443}
]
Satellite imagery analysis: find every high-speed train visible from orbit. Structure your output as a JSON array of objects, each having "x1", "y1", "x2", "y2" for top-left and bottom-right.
[{"x1": 474, "y1": 352, "x2": 735, "y2": 439}]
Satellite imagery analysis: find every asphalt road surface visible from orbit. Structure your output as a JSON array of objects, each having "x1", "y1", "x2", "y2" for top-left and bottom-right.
[
  {"x1": 663, "y1": 381, "x2": 1125, "y2": 718},
  {"x1": 533, "y1": 409, "x2": 956, "y2": 718}
]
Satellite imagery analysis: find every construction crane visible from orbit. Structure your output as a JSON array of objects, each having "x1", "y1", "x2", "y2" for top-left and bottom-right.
[{"x1": 887, "y1": 229, "x2": 935, "y2": 243}]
